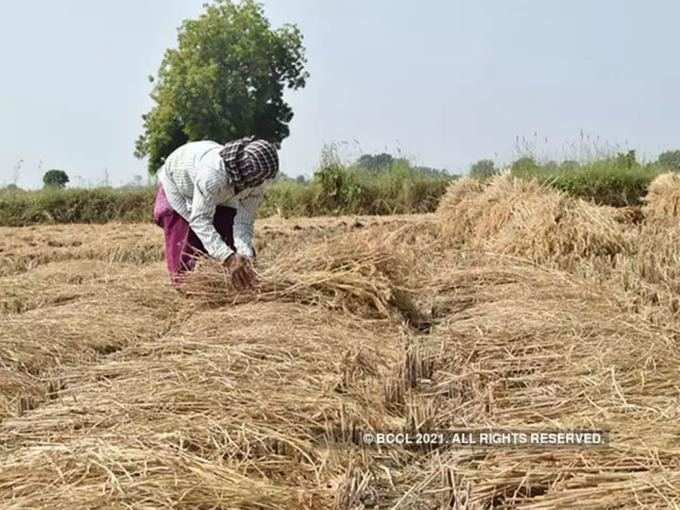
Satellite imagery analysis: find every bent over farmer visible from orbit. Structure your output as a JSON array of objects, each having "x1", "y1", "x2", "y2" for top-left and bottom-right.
[{"x1": 153, "y1": 137, "x2": 279, "y2": 288}]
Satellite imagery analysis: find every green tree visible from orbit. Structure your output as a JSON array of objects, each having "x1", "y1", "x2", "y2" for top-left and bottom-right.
[
  {"x1": 43, "y1": 169, "x2": 69, "y2": 189},
  {"x1": 657, "y1": 150, "x2": 680, "y2": 171},
  {"x1": 511, "y1": 156, "x2": 539, "y2": 174},
  {"x1": 469, "y1": 159, "x2": 497, "y2": 178},
  {"x1": 615, "y1": 150, "x2": 638, "y2": 169},
  {"x1": 356, "y1": 153, "x2": 395, "y2": 171},
  {"x1": 560, "y1": 160, "x2": 580, "y2": 171},
  {"x1": 135, "y1": 0, "x2": 308, "y2": 172},
  {"x1": 543, "y1": 160, "x2": 559, "y2": 171}
]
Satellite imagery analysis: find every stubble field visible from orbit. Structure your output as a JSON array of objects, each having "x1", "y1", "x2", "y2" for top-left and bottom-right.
[{"x1": 1, "y1": 175, "x2": 679, "y2": 509}]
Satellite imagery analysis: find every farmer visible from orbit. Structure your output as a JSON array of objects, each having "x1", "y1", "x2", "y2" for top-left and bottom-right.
[{"x1": 153, "y1": 137, "x2": 279, "y2": 288}]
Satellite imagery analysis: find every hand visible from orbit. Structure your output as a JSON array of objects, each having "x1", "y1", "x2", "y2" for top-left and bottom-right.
[{"x1": 224, "y1": 254, "x2": 257, "y2": 290}]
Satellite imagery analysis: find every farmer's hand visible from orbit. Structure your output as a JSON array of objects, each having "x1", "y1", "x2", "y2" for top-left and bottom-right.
[{"x1": 224, "y1": 254, "x2": 257, "y2": 290}]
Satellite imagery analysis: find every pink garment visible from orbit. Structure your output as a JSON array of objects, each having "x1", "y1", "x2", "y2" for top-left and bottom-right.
[{"x1": 153, "y1": 185, "x2": 236, "y2": 285}]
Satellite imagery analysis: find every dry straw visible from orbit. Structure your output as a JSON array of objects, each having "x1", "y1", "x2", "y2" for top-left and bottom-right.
[
  {"x1": 0, "y1": 264, "x2": 183, "y2": 423},
  {"x1": 383, "y1": 256, "x2": 680, "y2": 508},
  {"x1": 436, "y1": 175, "x2": 630, "y2": 268},
  {"x1": 0, "y1": 302, "x2": 408, "y2": 509},
  {"x1": 4, "y1": 176, "x2": 680, "y2": 508},
  {"x1": 182, "y1": 229, "x2": 418, "y2": 319},
  {"x1": 643, "y1": 172, "x2": 680, "y2": 222}
]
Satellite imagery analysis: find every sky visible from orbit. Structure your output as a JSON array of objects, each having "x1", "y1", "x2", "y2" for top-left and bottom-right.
[{"x1": 1, "y1": 0, "x2": 679, "y2": 188}]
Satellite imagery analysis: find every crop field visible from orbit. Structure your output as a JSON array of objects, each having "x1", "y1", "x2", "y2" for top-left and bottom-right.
[{"x1": 1, "y1": 175, "x2": 680, "y2": 509}]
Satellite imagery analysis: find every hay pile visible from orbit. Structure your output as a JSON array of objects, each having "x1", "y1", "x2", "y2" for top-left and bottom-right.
[
  {"x1": 643, "y1": 172, "x2": 680, "y2": 222},
  {"x1": 614, "y1": 222, "x2": 680, "y2": 321},
  {"x1": 436, "y1": 176, "x2": 630, "y2": 269},
  {"x1": 183, "y1": 229, "x2": 419, "y2": 320},
  {"x1": 589, "y1": 173, "x2": 680, "y2": 321}
]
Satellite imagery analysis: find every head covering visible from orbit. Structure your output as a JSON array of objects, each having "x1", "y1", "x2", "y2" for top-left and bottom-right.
[{"x1": 219, "y1": 137, "x2": 279, "y2": 193}]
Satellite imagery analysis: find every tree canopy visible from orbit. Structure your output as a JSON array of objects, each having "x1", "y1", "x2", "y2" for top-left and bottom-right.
[
  {"x1": 657, "y1": 150, "x2": 680, "y2": 170},
  {"x1": 135, "y1": 0, "x2": 308, "y2": 172},
  {"x1": 43, "y1": 170, "x2": 69, "y2": 189},
  {"x1": 511, "y1": 156, "x2": 539, "y2": 174},
  {"x1": 356, "y1": 153, "x2": 396, "y2": 171},
  {"x1": 469, "y1": 159, "x2": 497, "y2": 179}
]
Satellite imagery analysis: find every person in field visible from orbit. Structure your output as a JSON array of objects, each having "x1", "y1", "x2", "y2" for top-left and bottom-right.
[{"x1": 153, "y1": 137, "x2": 279, "y2": 289}]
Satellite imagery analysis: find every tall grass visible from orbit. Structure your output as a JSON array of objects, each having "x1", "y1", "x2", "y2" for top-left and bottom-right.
[
  {"x1": 0, "y1": 162, "x2": 455, "y2": 226},
  {"x1": 261, "y1": 160, "x2": 453, "y2": 217},
  {"x1": 3, "y1": 151, "x2": 674, "y2": 226},
  {"x1": 511, "y1": 159, "x2": 663, "y2": 207},
  {"x1": 0, "y1": 187, "x2": 155, "y2": 226}
]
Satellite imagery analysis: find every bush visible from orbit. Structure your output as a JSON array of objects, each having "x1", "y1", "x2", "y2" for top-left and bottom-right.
[
  {"x1": 657, "y1": 150, "x2": 680, "y2": 171},
  {"x1": 511, "y1": 156, "x2": 539, "y2": 174},
  {"x1": 0, "y1": 187, "x2": 155, "y2": 226},
  {"x1": 260, "y1": 162, "x2": 453, "y2": 218},
  {"x1": 469, "y1": 159, "x2": 497, "y2": 179},
  {"x1": 0, "y1": 164, "x2": 455, "y2": 226},
  {"x1": 511, "y1": 158, "x2": 660, "y2": 207}
]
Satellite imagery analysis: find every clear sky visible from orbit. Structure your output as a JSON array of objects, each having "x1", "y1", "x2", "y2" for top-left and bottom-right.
[{"x1": 1, "y1": 0, "x2": 679, "y2": 188}]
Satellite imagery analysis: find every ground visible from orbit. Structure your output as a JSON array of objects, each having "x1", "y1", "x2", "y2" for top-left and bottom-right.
[{"x1": 1, "y1": 178, "x2": 679, "y2": 509}]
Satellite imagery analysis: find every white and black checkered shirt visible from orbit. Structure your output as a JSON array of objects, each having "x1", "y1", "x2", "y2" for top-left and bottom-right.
[{"x1": 158, "y1": 141, "x2": 270, "y2": 261}]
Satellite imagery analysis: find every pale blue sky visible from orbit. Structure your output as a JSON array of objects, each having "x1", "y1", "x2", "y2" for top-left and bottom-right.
[{"x1": 1, "y1": 0, "x2": 679, "y2": 188}]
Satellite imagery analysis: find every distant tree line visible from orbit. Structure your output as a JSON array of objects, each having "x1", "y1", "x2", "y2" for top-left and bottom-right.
[{"x1": 468, "y1": 149, "x2": 680, "y2": 178}]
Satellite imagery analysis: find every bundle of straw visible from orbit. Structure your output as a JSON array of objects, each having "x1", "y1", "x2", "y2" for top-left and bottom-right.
[
  {"x1": 615, "y1": 221, "x2": 680, "y2": 322},
  {"x1": 183, "y1": 230, "x2": 414, "y2": 319},
  {"x1": 643, "y1": 172, "x2": 680, "y2": 222},
  {"x1": 437, "y1": 175, "x2": 630, "y2": 268}
]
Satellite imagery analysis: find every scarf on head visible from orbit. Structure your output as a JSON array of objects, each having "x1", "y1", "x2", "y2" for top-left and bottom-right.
[{"x1": 219, "y1": 137, "x2": 279, "y2": 193}]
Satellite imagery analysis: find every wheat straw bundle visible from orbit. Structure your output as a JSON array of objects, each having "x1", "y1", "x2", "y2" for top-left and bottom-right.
[
  {"x1": 436, "y1": 178, "x2": 487, "y2": 214},
  {"x1": 183, "y1": 230, "x2": 415, "y2": 319},
  {"x1": 612, "y1": 221, "x2": 680, "y2": 323},
  {"x1": 643, "y1": 172, "x2": 680, "y2": 222},
  {"x1": 437, "y1": 176, "x2": 629, "y2": 268}
]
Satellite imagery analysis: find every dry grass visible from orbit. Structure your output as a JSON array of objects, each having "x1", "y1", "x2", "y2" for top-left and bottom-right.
[
  {"x1": 0, "y1": 223, "x2": 164, "y2": 276},
  {"x1": 183, "y1": 228, "x2": 420, "y2": 320},
  {"x1": 0, "y1": 260, "x2": 143, "y2": 314},
  {"x1": 0, "y1": 441, "x2": 302, "y2": 509},
  {"x1": 0, "y1": 303, "x2": 409, "y2": 509},
  {"x1": 437, "y1": 176, "x2": 630, "y2": 269},
  {"x1": 643, "y1": 172, "x2": 680, "y2": 222},
  {"x1": 0, "y1": 264, "x2": 183, "y2": 423},
  {"x1": 377, "y1": 257, "x2": 680, "y2": 508}
]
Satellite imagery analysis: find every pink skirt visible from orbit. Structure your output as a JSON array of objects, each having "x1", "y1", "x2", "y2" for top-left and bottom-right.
[{"x1": 153, "y1": 186, "x2": 236, "y2": 285}]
